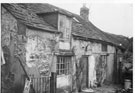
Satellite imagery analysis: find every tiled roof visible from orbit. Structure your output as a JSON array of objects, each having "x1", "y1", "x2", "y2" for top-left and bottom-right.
[
  {"x1": 72, "y1": 14, "x2": 129, "y2": 49},
  {"x1": 2, "y1": 3, "x2": 58, "y2": 32},
  {"x1": 2, "y1": 3, "x2": 129, "y2": 49},
  {"x1": 72, "y1": 14, "x2": 127, "y2": 47},
  {"x1": 21, "y1": 3, "x2": 129, "y2": 49},
  {"x1": 25, "y1": 3, "x2": 129, "y2": 49},
  {"x1": 103, "y1": 32, "x2": 129, "y2": 48},
  {"x1": 18, "y1": 3, "x2": 73, "y2": 17}
]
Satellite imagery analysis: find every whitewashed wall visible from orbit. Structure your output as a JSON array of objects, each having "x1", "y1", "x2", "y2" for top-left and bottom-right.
[
  {"x1": 108, "y1": 45, "x2": 115, "y2": 53},
  {"x1": 72, "y1": 38, "x2": 116, "y2": 85},
  {"x1": 106, "y1": 54, "x2": 115, "y2": 82},
  {"x1": 72, "y1": 39, "x2": 102, "y2": 55},
  {"x1": 26, "y1": 28, "x2": 57, "y2": 77}
]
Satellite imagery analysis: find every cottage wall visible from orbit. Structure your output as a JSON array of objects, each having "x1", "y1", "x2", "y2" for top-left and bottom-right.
[
  {"x1": 106, "y1": 45, "x2": 116, "y2": 82},
  {"x1": 25, "y1": 13, "x2": 73, "y2": 90},
  {"x1": 26, "y1": 28, "x2": 58, "y2": 77},
  {"x1": 1, "y1": 7, "x2": 26, "y2": 93},
  {"x1": 72, "y1": 39, "x2": 116, "y2": 86}
]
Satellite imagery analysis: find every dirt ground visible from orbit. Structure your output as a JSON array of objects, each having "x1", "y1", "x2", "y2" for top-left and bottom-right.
[{"x1": 92, "y1": 84, "x2": 122, "y2": 93}]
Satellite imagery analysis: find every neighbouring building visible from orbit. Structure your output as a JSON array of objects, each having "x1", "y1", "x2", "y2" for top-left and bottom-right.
[{"x1": 1, "y1": 3, "x2": 130, "y2": 93}]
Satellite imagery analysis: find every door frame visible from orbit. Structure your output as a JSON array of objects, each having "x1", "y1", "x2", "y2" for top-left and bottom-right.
[{"x1": 82, "y1": 55, "x2": 89, "y2": 88}]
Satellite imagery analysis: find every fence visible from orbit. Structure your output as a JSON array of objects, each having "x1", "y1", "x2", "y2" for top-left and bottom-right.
[{"x1": 29, "y1": 75, "x2": 50, "y2": 93}]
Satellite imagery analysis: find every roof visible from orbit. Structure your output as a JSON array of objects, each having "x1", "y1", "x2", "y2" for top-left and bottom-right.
[
  {"x1": 2, "y1": 3, "x2": 58, "y2": 33},
  {"x1": 24, "y1": 3, "x2": 129, "y2": 49},
  {"x1": 72, "y1": 14, "x2": 129, "y2": 49},
  {"x1": 18, "y1": 3, "x2": 73, "y2": 17},
  {"x1": 102, "y1": 32, "x2": 129, "y2": 49},
  {"x1": 2, "y1": 3, "x2": 129, "y2": 49}
]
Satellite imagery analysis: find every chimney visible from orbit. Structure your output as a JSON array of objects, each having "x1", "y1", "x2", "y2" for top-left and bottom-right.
[{"x1": 80, "y1": 4, "x2": 89, "y2": 21}]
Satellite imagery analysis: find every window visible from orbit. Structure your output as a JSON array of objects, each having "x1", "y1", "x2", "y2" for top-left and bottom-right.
[
  {"x1": 101, "y1": 55, "x2": 107, "y2": 62},
  {"x1": 101, "y1": 55, "x2": 107, "y2": 68},
  {"x1": 59, "y1": 16, "x2": 71, "y2": 40},
  {"x1": 57, "y1": 56, "x2": 71, "y2": 75},
  {"x1": 102, "y1": 44, "x2": 107, "y2": 52}
]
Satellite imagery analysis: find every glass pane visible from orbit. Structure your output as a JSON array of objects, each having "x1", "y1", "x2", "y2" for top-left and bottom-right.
[{"x1": 57, "y1": 56, "x2": 71, "y2": 75}]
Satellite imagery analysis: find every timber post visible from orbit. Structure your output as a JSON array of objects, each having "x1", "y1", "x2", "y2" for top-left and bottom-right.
[
  {"x1": 50, "y1": 72, "x2": 56, "y2": 93},
  {"x1": 50, "y1": 53, "x2": 57, "y2": 93}
]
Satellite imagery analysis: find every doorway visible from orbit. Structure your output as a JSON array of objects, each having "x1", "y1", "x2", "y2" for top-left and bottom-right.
[{"x1": 81, "y1": 56, "x2": 89, "y2": 88}]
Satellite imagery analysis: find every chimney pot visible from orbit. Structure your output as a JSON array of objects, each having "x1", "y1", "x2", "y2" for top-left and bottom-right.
[{"x1": 80, "y1": 4, "x2": 89, "y2": 21}]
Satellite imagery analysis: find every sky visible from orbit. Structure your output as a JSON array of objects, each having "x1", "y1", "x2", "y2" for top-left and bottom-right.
[{"x1": 50, "y1": 3, "x2": 133, "y2": 38}]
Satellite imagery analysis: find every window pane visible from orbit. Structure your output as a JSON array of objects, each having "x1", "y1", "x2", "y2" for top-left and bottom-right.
[{"x1": 57, "y1": 56, "x2": 71, "y2": 75}]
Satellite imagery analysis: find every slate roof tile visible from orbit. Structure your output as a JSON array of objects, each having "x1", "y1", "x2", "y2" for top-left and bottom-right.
[{"x1": 2, "y1": 3, "x2": 58, "y2": 32}]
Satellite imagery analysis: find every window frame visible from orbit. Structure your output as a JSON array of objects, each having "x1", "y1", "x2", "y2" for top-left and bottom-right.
[
  {"x1": 100, "y1": 55, "x2": 107, "y2": 68},
  {"x1": 56, "y1": 55, "x2": 71, "y2": 75}
]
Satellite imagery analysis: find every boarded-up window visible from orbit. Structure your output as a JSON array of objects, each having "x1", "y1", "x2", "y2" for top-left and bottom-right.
[
  {"x1": 59, "y1": 15, "x2": 71, "y2": 40},
  {"x1": 102, "y1": 44, "x2": 107, "y2": 52},
  {"x1": 57, "y1": 56, "x2": 71, "y2": 75}
]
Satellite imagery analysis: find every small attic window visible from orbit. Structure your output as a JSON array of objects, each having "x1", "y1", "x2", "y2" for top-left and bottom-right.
[
  {"x1": 102, "y1": 43, "x2": 107, "y2": 52},
  {"x1": 73, "y1": 17, "x2": 80, "y2": 23}
]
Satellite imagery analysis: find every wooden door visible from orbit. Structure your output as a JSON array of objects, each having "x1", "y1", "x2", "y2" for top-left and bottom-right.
[{"x1": 81, "y1": 56, "x2": 89, "y2": 88}]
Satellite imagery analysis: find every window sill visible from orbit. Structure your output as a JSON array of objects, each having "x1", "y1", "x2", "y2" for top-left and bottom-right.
[{"x1": 57, "y1": 74, "x2": 70, "y2": 77}]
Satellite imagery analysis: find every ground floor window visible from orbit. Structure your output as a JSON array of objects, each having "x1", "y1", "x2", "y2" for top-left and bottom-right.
[
  {"x1": 101, "y1": 55, "x2": 107, "y2": 68},
  {"x1": 57, "y1": 56, "x2": 71, "y2": 75}
]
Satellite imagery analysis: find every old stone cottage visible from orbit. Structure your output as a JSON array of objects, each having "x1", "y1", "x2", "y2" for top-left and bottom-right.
[{"x1": 1, "y1": 3, "x2": 129, "y2": 93}]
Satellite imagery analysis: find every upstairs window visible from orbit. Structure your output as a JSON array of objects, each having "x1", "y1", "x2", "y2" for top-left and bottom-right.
[
  {"x1": 102, "y1": 43, "x2": 107, "y2": 52},
  {"x1": 59, "y1": 15, "x2": 71, "y2": 41}
]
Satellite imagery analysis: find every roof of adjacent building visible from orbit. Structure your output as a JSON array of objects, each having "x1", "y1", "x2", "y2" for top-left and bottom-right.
[
  {"x1": 2, "y1": 3, "x2": 58, "y2": 33},
  {"x1": 2, "y1": 3, "x2": 130, "y2": 49},
  {"x1": 72, "y1": 14, "x2": 129, "y2": 49}
]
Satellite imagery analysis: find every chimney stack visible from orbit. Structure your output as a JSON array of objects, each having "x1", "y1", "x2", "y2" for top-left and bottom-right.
[{"x1": 80, "y1": 4, "x2": 89, "y2": 21}]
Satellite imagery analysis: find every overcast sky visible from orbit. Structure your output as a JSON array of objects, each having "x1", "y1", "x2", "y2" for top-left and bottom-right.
[{"x1": 51, "y1": 3, "x2": 133, "y2": 38}]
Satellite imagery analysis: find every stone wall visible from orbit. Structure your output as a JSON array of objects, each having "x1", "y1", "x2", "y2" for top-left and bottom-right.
[
  {"x1": 72, "y1": 39, "x2": 116, "y2": 87},
  {"x1": 26, "y1": 28, "x2": 58, "y2": 77},
  {"x1": 1, "y1": 7, "x2": 26, "y2": 93}
]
